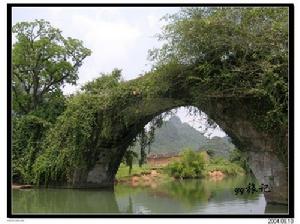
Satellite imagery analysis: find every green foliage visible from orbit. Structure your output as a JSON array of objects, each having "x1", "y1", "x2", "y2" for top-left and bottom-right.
[
  {"x1": 29, "y1": 90, "x2": 67, "y2": 124},
  {"x1": 150, "y1": 7, "x2": 288, "y2": 133},
  {"x1": 137, "y1": 126, "x2": 156, "y2": 167},
  {"x1": 12, "y1": 115, "x2": 51, "y2": 183},
  {"x1": 31, "y1": 68, "x2": 166, "y2": 184},
  {"x1": 166, "y1": 149, "x2": 245, "y2": 179},
  {"x1": 81, "y1": 68, "x2": 122, "y2": 94},
  {"x1": 116, "y1": 163, "x2": 151, "y2": 179},
  {"x1": 12, "y1": 90, "x2": 66, "y2": 183},
  {"x1": 12, "y1": 19, "x2": 91, "y2": 184},
  {"x1": 166, "y1": 149, "x2": 206, "y2": 179},
  {"x1": 160, "y1": 180, "x2": 211, "y2": 206},
  {"x1": 122, "y1": 150, "x2": 138, "y2": 174},
  {"x1": 229, "y1": 148, "x2": 251, "y2": 173},
  {"x1": 32, "y1": 93, "x2": 103, "y2": 185},
  {"x1": 206, "y1": 157, "x2": 245, "y2": 176},
  {"x1": 12, "y1": 19, "x2": 91, "y2": 114}
]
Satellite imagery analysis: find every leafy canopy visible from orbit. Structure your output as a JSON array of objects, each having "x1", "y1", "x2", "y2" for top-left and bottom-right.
[
  {"x1": 12, "y1": 19, "x2": 92, "y2": 114},
  {"x1": 12, "y1": 20, "x2": 91, "y2": 183},
  {"x1": 150, "y1": 7, "x2": 288, "y2": 130}
]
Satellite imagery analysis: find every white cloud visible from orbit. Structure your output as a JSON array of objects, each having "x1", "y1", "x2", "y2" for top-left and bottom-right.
[
  {"x1": 147, "y1": 15, "x2": 159, "y2": 29},
  {"x1": 53, "y1": 11, "x2": 143, "y2": 91},
  {"x1": 72, "y1": 14, "x2": 140, "y2": 53},
  {"x1": 47, "y1": 7, "x2": 64, "y2": 15}
]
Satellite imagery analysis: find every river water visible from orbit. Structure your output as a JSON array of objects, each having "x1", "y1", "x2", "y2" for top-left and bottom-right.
[{"x1": 12, "y1": 175, "x2": 288, "y2": 214}]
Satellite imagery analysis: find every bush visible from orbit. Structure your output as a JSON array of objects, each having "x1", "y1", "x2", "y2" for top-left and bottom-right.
[
  {"x1": 166, "y1": 149, "x2": 206, "y2": 179},
  {"x1": 166, "y1": 150, "x2": 245, "y2": 179}
]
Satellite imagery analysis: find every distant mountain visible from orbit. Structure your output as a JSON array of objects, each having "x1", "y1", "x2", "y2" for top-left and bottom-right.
[
  {"x1": 130, "y1": 116, "x2": 235, "y2": 158},
  {"x1": 200, "y1": 136, "x2": 235, "y2": 158}
]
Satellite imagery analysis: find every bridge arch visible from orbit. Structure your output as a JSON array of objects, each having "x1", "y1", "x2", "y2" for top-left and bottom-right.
[{"x1": 35, "y1": 67, "x2": 288, "y2": 205}]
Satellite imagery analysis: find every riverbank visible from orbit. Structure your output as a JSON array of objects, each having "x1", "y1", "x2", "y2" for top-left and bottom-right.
[
  {"x1": 115, "y1": 165, "x2": 234, "y2": 188},
  {"x1": 116, "y1": 169, "x2": 173, "y2": 188},
  {"x1": 115, "y1": 162, "x2": 174, "y2": 188},
  {"x1": 12, "y1": 184, "x2": 33, "y2": 189},
  {"x1": 116, "y1": 151, "x2": 245, "y2": 187}
]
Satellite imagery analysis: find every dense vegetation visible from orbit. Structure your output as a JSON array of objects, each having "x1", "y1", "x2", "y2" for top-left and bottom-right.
[
  {"x1": 166, "y1": 149, "x2": 245, "y2": 179},
  {"x1": 12, "y1": 20, "x2": 92, "y2": 183},
  {"x1": 12, "y1": 7, "x2": 289, "y2": 185},
  {"x1": 166, "y1": 150, "x2": 207, "y2": 179},
  {"x1": 151, "y1": 7, "x2": 288, "y2": 128}
]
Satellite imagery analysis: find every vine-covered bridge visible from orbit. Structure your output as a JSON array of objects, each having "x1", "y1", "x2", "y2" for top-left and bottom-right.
[{"x1": 36, "y1": 64, "x2": 289, "y2": 205}]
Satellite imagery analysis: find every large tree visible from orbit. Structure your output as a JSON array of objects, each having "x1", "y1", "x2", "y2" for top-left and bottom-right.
[
  {"x1": 12, "y1": 19, "x2": 92, "y2": 114},
  {"x1": 12, "y1": 20, "x2": 91, "y2": 183}
]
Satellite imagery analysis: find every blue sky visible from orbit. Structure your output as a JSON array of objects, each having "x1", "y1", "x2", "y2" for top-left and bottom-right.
[{"x1": 12, "y1": 6, "x2": 226, "y2": 138}]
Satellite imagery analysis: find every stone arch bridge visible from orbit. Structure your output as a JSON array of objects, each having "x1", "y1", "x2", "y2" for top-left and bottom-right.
[{"x1": 45, "y1": 67, "x2": 289, "y2": 205}]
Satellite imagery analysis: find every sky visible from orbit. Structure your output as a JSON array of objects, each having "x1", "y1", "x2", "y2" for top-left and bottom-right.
[{"x1": 12, "y1": 6, "x2": 226, "y2": 138}]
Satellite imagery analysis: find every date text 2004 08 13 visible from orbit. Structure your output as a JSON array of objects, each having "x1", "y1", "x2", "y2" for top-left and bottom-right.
[{"x1": 268, "y1": 219, "x2": 294, "y2": 224}]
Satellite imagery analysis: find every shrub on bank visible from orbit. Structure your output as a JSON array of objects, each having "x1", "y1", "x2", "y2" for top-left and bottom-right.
[
  {"x1": 166, "y1": 149, "x2": 206, "y2": 179},
  {"x1": 166, "y1": 149, "x2": 245, "y2": 179}
]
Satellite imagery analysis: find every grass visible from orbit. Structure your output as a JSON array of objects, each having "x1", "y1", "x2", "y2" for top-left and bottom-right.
[
  {"x1": 116, "y1": 163, "x2": 174, "y2": 186},
  {"x1": 205, "y1": 163, "x2": 245, "y2": 176},
  {"x1": 204, "y1": 157, "x2": 245, "y2": 176},
  {"x1": 116, "y1": 163, "x2": 152, "y2": 179}
]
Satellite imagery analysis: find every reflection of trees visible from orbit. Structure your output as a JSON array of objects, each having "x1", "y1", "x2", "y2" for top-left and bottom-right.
[
  {"x1": 113, "y1": 176, "x2": 266, "y2": 213},
  {"x1": 233, "y1": 179, "x2": 262, "y2": 201},
  {"x1": 125, "y1": 196, "x2": 133, "y2": 213},
  {"x1": 115, "y1": 184, "x2": 146, "y2": 197},
  {"x1": 161, "y1": 180, "x2": 211, "y2": 207},
  {"x1": 158, "y1": 176, "x2": 261, "y2": 207},
  {"x1": 12, "y1": 189, "x2": 120, "y2": 214}
]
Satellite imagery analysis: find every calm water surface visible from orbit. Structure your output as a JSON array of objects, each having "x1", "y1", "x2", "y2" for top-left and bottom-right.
[{"x1": 12, "y1": 176, "x2": 288, "y2": 214}]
